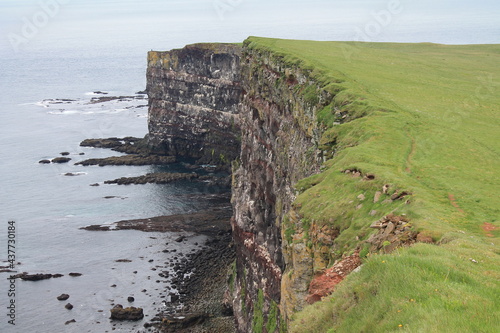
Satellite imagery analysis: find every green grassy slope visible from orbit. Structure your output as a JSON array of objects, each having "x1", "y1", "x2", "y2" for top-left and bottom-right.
[{"x1": 245, "y1": 37, "x2": 500, "y2": 332}]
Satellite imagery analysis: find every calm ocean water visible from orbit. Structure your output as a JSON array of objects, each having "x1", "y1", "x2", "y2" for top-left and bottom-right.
[{"x1": 0, "y1": 0, "x2": 498, "y2": 332}]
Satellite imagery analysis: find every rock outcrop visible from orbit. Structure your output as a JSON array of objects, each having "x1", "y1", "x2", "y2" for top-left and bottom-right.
[
  {"x1": 104, "y1": 172, "x2": 197, "y2": 185},
  {"x1": 146, "y1": 43, "x2": 242, "y2": 167},
  {"x1": 110, "y1": 305, "x2": 144, "y2": 321}
]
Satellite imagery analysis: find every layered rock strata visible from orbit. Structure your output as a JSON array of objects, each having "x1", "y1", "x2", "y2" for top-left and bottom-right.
[
  {"x1": 230, "y1": 42, "x2": 332, "y2": 332},
  {"x1": 147, "y1": 41, "x2": 335, "y2": 332},
  {"x1": 146, "y1": 43, "x2": 242, "y2": 167}
]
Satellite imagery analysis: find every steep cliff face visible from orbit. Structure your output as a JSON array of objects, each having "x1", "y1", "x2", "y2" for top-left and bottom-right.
[
  {"x1": 230, "y1": 41, "x2": 333, "y2": 332},
  {"x1": 146, "y1": 40, "x2": 336, "y2": 332},
  {"x1": 146, "y1": 43, "x2": 242, "y2": 166}
]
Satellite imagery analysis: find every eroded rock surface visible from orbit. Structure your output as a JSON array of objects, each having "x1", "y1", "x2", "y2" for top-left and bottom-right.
[{"x1": 146, "y1": 43, "x2": 242, "y2": 168}]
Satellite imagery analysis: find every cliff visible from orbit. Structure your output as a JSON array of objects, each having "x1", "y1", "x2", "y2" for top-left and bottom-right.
[
  {"x1": 230, "y1": 40, "x2": 330, "y2": 332},
  {"x1": 147, "y1": 38, "x2": 500, "y2": 333},
  {"x1": 146, "y1": 43, "x2": 241, "y2": 166},
  {"x1": 146, "y1": 41, "x2": 331, "y2": 331}
]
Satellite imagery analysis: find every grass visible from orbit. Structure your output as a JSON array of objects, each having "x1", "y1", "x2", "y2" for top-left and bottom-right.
[
  {"x1": 244, "y1": 37, "x2": 500, "y2": 332},
  {"x1": 290, "y1": 241, "x2": 499, "y2": 333}
]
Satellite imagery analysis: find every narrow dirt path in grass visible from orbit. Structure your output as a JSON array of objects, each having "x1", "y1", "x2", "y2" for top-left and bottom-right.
[
  {"x1": 448, "y1": 193, "x2": 465, "y2": 214},
  {"x1": 405, "y1": 137, "x2": 417, "y2": 173}
]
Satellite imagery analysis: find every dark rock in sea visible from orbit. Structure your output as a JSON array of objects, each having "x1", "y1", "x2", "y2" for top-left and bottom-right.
[
  {"x1": 81, "y1": 224, "x2": 109, "y2": 231},
  {"x1": 80, "y1": 204, "x2": 232, "y2": 235},
  {"x1": 90, "y1": 183, "x2": 100, "y2": 187},
  {"x1": 11, "y1": 272, "x2": 62, "y2": 281},
  {"x1": 79, "y1": 152, "x2": 85, "y2": 155},
  {"x1": 110, "y1": 284, "x2": 117, "y2": 288},
  {"x1": 110, "y1": 304, "x2": 144, "y2": 321},
  {"x1": 127, "y1": 296, "x2": 135, "y2": 302},
  {"x1": 53, "y1": 274, "x2": 64, "y2": 278},
  {"x1": 115, "y1": 259, "x2": 132, "y2": 263},
  {"x1": 76, "y1": 154, "x2": 175, "y2": 167},
  {"x1": 57, "y1": 294, "x2": 70, "y2": 301},
  {"x1": 42, "y1": 98, "x2": 76, "y2": 105},
  {"x1": 60, "y1": 152, "x2": 70, "y2": 156},
  {"x1": 80, "y1": 137, "x2": 156, "y2": 155},
  {"x1": 65, "y1": 303, "x2": 73, "y2": 310},
  {"x1": 104, "y1": 172, "x2": 197, "y2": 185},
  {"x1": 64, "y1": 173, "x2": 81, "y2": 176},
  {"x1": 52, "y1": 157, "x2": 71, "y2": 164},
  {"x1": 89, "y1": 95, "x2": 145, "y2": 104},
  {"x1": 136, "y1": 90, "x2": 147, "y2": 95},
  {"x1": 80, "y1": 137, "x2": 135, "y2": 149},
  {"x1": 39, "y1": 159, "x2": 51, "y2": 164},
  {"x1": 65, "y1": 319, "x2": 76, "y2": 325},
  {"x1": 69, "y1": 272, "x2": 82, "y2": 277},
  {"x1": 93, "y1": 91, "x2": 108, "y2": 95}
]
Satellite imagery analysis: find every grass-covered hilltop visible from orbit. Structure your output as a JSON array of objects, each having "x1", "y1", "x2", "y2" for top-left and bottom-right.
[{"x1": 242, "y1": 38, "x2": 499, "y2": 332}]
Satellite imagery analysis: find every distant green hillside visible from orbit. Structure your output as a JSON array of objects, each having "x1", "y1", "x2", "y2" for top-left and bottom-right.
[{"x1": 246, "y1": 37, "x2": 499, "y2": 332}]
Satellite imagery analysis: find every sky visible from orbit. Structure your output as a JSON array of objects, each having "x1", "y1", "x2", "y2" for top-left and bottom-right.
[{"x1": 0, "y1": 0, "x2": 498, "y2": 57}]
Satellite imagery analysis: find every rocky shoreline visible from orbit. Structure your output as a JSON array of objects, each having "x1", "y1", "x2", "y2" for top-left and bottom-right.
[
  {"x1": 152, "y1": 230, "x2": 236, "y2": 333},
  {"x1": 82, "y1": 203, "x2": 236, "y2": 332},
  {"x1": 74, "y1": 136, "x2": 237, "y2": 332}
]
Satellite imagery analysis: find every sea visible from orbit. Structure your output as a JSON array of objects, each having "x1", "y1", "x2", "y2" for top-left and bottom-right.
[{"x1": 0, "y1": 0, "x2": 498, "y2": 332}]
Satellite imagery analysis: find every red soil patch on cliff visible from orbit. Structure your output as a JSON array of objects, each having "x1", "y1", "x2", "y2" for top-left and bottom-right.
[
  {"x1": 481, "y1": 222, "x2": 498, "y2": 237},
  {"x1": 306, "y1": 253, "x2": 361, "y2": 304}
]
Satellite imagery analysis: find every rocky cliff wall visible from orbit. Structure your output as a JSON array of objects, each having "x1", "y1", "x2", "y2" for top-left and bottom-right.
[
  {"x1": 147, "y1": 40, "x2": 335, "y2": 333},
  {"x1": 146, "y1": 43, "x2": 242, "y2": 166},
  {"x1": 230, "y1": 41, "x2": 333, "y2": 332}
]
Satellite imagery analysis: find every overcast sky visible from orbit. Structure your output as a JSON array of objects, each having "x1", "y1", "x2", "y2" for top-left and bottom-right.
[{"x1": 0, "y1": 0, "x2": 498, "y2": 56}]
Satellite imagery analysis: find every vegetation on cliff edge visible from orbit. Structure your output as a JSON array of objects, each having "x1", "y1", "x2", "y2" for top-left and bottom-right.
[{"x1": 245, "y1": 37, "x2": 499, "y2": 332}]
